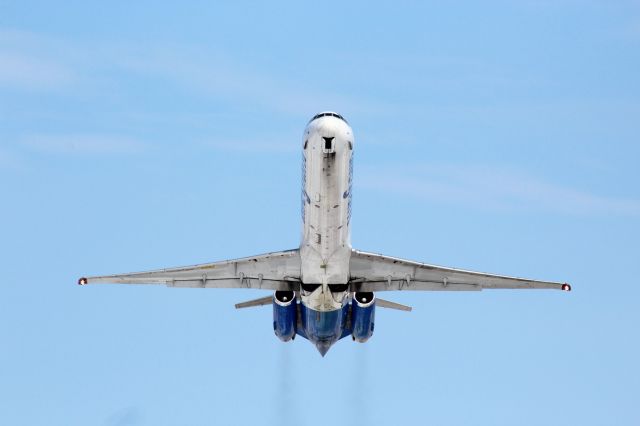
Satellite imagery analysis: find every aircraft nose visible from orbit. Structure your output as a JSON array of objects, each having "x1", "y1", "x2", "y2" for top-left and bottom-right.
[{"x1": 315, "y1": 340, "x2": 333, "y2": 357}]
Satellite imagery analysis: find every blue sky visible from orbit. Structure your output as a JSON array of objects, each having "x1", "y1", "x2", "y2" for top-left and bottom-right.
[{"x1": 1, "y1": 1, "x2": 639, "y2": 425}]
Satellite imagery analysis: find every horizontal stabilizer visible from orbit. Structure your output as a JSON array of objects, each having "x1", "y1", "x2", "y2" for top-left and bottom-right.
[
  {"x1": 376, "y1": 298, "x2": 412, "y2": 312},
  {"x1": 235, "y1": 296, "x2": 273, "y2": 309}
]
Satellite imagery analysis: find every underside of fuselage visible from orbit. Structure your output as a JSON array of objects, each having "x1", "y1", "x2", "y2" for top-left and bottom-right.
[
  {"x1": 294, "y1": 112, "x2": 358, "y2": 355},
  {"x1": 299, "y1": 302, "x2": 351, "y2": 356},
  {"x1": 299, "y1": 112, "x2": 353, "y2": 289}
]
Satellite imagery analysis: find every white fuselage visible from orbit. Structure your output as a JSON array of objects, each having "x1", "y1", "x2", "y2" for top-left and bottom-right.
[{"x1": 299, "y1": 114, "x2": 354, "y2": 311}]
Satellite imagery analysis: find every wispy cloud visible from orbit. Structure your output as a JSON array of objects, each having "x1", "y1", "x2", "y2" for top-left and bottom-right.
[
  {"x1": 358, "y1": 164, "x2": 640, "y2": 215},
  {"x1": 0, "y1": 147, "x2": 28, "y2": 171},
  {"x1": 200, "y1": 138, "x2": 299, "y2": 154},
  {"x1": 22, "y1": 134, "x2": 148, "y2": 155},
  {"x1": 624, "y1": 18, "x2": 640, "y2": 39},
  {"x1": 0, "y1": 27, "x2": 388, "y2": 117},
  {"x1": 0, "y1": 29, "x2": 79, "y2": 91},
  {"x1": 117, "y1": 46, "x2": 386, "y2": 117},
  {"x1": 0, "y1": 51, "x2": 75, "y2": 90},
  {"x1": 104, "y1": 406, "x2": 141, "y2": 426}
]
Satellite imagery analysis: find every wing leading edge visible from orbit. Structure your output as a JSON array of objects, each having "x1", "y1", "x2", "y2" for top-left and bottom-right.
[
  {"x1": 78, "y1": 249, "x2": 301, "y2": 291},
  {"x1": 350, "y1": 249, "x2": 571, "y2": 292}
]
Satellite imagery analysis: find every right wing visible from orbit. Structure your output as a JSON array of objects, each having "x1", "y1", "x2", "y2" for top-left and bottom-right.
[
  {"x1": 350, "y1": 249, "x2": 571, "y2": 292},
  {"x1": 78, "y1": 249, "x2": 301, "y2": 291}
]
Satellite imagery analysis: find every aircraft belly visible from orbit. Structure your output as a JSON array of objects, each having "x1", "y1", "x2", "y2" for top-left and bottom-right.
[
  {"x1": 300, "y1": 124, "x2": 353, "y2": 285},
  {"x1": 300, "y1": 302, "x2": 350, "y2": 355},
  {"x1": 300, "y1": 283, "x2": 349, "y2": 311}
]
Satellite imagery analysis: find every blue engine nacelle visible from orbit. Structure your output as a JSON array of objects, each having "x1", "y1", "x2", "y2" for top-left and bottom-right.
[
  {"x1": 351, "y1": 292, "x2": 375, "y2": 343},
  {"x1": 273, "y1": 291, "x2": 297, "y2": 342}
]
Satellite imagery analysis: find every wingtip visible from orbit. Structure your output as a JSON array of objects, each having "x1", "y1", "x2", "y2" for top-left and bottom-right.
[
  {"x1": 561, "y1": 283, "x2": 571, "y2": 292},
  {"x1": 78, "y1": 277, "x2": 88, "y2": 286}
]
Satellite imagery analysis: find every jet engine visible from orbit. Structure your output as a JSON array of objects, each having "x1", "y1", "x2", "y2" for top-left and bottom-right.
[
  {"x1": 351, "y1": 292, "x2": 375, "y2": 342},
  {"x1": 273, "y1": 291, "x2": 297, "y2": 342}
]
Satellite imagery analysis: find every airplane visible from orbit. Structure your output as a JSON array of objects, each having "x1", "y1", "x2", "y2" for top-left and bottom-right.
[{"x1": 78, "y1": 111, "x2": 571, "y2": 356}]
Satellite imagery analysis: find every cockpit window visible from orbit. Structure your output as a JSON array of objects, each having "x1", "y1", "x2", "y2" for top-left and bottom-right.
[{"x1": 308, "y1": 112, "x2": 348, "y2": 125}]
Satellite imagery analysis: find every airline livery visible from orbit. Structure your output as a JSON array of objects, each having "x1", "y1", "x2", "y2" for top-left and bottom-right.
[{"x1": 79, "y1": 112, "x2": 571, "y2": 356}]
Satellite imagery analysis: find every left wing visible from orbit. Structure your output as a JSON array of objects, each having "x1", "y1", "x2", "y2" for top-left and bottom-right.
[
  {"x1": 78, "y1": 249, "x2": 300, "y2": 291},
  {"x1": 350, "y1": 250, "x2": 571, "y2": 292}
]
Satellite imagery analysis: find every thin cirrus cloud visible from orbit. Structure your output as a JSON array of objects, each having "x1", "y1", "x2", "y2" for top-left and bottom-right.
[
  {"x1": 0, "y1": 29, "x2": 79, "y2": 91},
  {"x1": 0, "y1": 28, "x2": 384, "y2": 116},
  {"x1": 626, "y1": 18, "x2": 640, "y2": 39},
  {"x1": 0, "y1": 147, "x2": 28, "y2": 171},
  {"x1": 201, "y1": 138, "x2": 299, "y2": 154},
  {"x1": 117, "y1": 46, "x2": 385, "y2": 117},
  {"x1": 22, "y1": 134, "x2": 149, "y2": 155},
  {"x1": 358, "y1": 164, "x2": 640, "y2": 216},
  {"x1": 0, "y1": 51, "x2": 75, "y2": 91}
]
